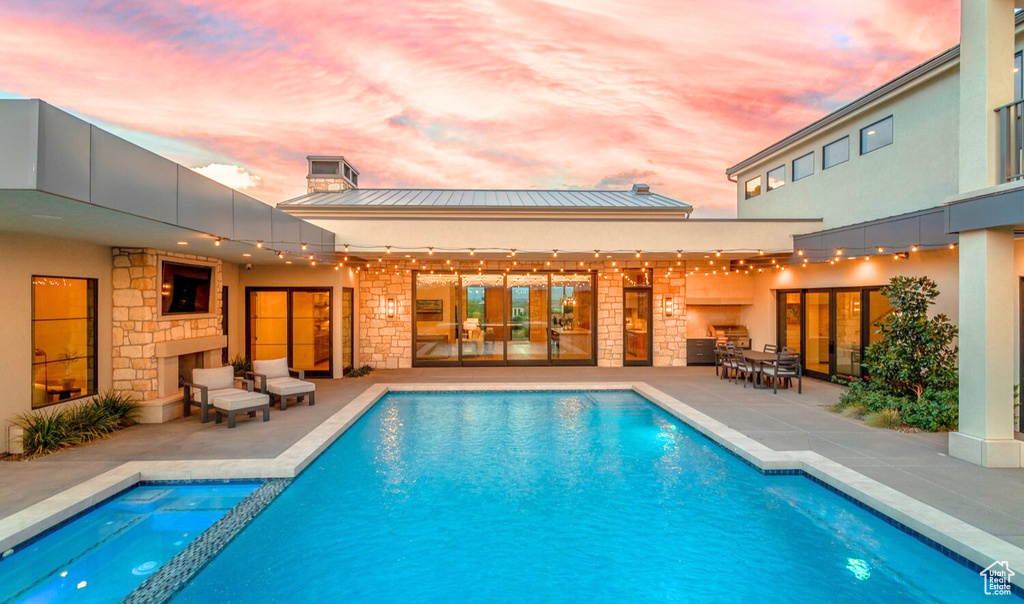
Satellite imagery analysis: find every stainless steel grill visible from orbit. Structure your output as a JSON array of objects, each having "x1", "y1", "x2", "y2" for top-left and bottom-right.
[{"x1": 708, "y1": 325, "x2": 751, "y2": 350}]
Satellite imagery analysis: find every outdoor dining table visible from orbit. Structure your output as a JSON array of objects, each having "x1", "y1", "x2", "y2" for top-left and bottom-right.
[{"x1": 742, "y1": 350, "x2": 777, "y2": 388}]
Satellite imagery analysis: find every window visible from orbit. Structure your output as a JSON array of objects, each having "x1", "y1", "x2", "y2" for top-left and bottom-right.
[
  {"x1": 767, "y1": 165, "x2": 786, "y2": 191},
  {"x1": 311, "y1": 161, "x2": 339, "y2": 175},
  {"x1": 32, "y1": 276, "x2": 97, "y2": 408},
  {"x1": 823, "y1": 136, "x2": 849, "y2": 169},
  {"x1": 744, "y1": 176, "x2": 762, "y2": 199},
  {"x1": 1016, "y1": 51, "x2": 1022, "y2": 101},
  {"x1": 860, "y1": 116, "x2": 893, "y2": 155},
  {"x1": 792, "y1": 152, "x2": 814, "y2": 181}
]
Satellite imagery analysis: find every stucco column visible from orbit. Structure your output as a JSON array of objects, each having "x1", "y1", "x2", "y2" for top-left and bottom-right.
[
  {"x1": 949, "y1": 227, "x2": 1022, "y2": 466},
  {"x1": 958, "y1": 0, "x2": 1015, "y2": 192}
]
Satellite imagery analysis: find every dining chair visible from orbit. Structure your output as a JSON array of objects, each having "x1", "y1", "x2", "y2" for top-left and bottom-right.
[{"x1": 761, "y1": 351, "x2": 802, "y2": 394}]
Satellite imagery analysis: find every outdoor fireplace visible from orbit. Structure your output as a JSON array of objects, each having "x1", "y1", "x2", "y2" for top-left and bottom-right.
[{"x1": 177, "y1": 352, "x2": 204, "y2": 389}]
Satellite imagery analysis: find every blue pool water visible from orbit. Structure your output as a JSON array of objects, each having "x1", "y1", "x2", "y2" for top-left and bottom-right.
[
  {"x1": 0, "y1": 483, "x2": 255, "y2": 604},
  {"x1": 173, "y1": 391, "x2": 991, "y2": 603}
]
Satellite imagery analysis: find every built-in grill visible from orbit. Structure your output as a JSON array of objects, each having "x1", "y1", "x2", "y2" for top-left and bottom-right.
[{"x1": 708, "y1": 325, "x2": 751, "y2": 349}]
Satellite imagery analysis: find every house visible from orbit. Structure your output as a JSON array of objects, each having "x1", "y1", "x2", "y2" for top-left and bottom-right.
[{"x1": 0, "y1": 0, "x2": 1022, "y2": 469}]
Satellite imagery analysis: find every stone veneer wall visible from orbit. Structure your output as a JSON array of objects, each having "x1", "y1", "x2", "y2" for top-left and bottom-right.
[
  {"x1": 111, "y1": 248, "x2": 223, "y2": 400},
  {"x1": 357, "y1": 259, "x2": 685, "y2": 369},
  {"x1": 307, "y1": 177, "x2": 354, "y2": 194}
]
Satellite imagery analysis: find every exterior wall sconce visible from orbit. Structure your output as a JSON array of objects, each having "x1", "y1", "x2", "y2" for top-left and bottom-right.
[
  {"x1": 664, "y1": 297, "x2": 674, "y2": 317},
  {"x1": 386, "y1": 297, "x2": 396, "y2": 318}
]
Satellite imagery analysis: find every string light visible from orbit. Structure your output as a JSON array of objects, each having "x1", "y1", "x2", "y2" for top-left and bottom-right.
[
  {"x1": 636, "y1": 250, "x2": 642, "y2": 258},
  {"x1": 428, "y1": 247, "x2": 434, "y2": 255},
  {"x1": 344, "y1": 244, "x2": 349, "y2": 252},
  {"x1": 877, "y1": 247, "x2": 884, "y2": 253},
  {"x1": 214, "y1": 238, "x2": 222, "y2": 247},
  {"x1": 911, "y1": 245, "x2": 918, "y2": 252},
  {"x1": 553, "y1": 249, "x2": 558, "y2": 257},
  {"x1": 948, "y1": 243, "x2": 956, "y2": 250},
  {"x1": 797, "y1": 249, "x2": 802, "y2": 256},
  {"x1": 256, "y1": 240, "x2": 263, "y2": 248},
  {"x1": 715, "y1": 250, "x2": 721, "y2": 257},
  {"x1": 470, "y1": 248, "x2": 475, "y2": 255},
  {"x1": 511, "y1": 249, "x2": 517, "y2": 256},
  {"x1": 386, "y1": 246, "x2": 391, "y2": 254},
  {"x1": 301, "y1": 242, "x2": 307, "y2": 251},
  {"x1": 278, "y1": 252, "x2": 284, "y2": 259}
]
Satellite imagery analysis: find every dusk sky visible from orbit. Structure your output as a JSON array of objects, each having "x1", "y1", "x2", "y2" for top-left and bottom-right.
[{"x1": 0, "y1": 0, "x2": 959, "y2": 216}]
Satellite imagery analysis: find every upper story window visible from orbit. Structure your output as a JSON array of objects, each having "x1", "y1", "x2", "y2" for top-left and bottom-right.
[
  {"x1": 793, "y1": 152, "x2": 814, "y2": 181},
  {"x1": 860, "y1": 116, "x2": 893, "y2": 155},
  {"x1": 32, "y1": 276, "x2": 97, "y2": 408},
  {"x1": 1016, "y1": 51, "x2": 1023, "y2": 101},
  {"x1": 767, "y1": 166, "x2": 786, "y2": 191},
  {"x1": 823, "y1": 136, "x2": 849, "y2": 170},
  {"x1": 744, "y1": 176, "x2": 762, "y2": 199}
]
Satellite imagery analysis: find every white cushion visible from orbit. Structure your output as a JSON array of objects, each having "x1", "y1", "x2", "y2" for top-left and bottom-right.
[
  {"x1": 192, "y1": 366, "x2": 234, "y2": 390},
  {"x1": 253, "y1": 358, "x2": 290, "y2": 379},
  {"x1": 266, "y1": 377, "x2": 315, "y2": 396},
  {"x1": 212, "y1": 390, "x2": 269, "y2": 411}
]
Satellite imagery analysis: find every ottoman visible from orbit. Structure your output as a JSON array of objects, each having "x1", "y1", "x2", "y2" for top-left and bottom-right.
[{"x1": 211, "y1": 390, "x2": 271, "y2": 428}]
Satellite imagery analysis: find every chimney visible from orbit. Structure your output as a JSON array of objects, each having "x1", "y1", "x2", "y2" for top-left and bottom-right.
[{"x1": 306, "y1": 155, "x2": 359, "y2": 193}]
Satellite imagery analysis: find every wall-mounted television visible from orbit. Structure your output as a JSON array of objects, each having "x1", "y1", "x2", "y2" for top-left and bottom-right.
[{"x1": 161, "y1": 261, "x2": 213, "y2": 315}]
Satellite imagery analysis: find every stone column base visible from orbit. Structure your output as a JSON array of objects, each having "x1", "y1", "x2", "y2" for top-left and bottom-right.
[{"x1": 948, "y1": 431, "x2": 1023, "y2": 467}]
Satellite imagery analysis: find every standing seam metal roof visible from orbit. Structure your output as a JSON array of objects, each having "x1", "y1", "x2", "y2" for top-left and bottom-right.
[{"x1": 279, "y1": 189, "x2": 692, "y2": 210}]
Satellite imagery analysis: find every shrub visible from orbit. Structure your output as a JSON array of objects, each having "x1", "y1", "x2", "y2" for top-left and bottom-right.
[
  {"x1": 864, "y1": 408, "x2": 904, "y2": 429},
  {"x1": 14, "y1": 408, "x2": 73, "y2": 456},
  {"x1": 230, "y1": 354, "x2": 253, "y2": 378},
  {"x1": 863, "y1": 276, "x2": 958, "y2": 400},
  {"x1": 900, "y1": 388, "x2": 958, "y2": 432},
  {"x1": 13, "y1": 389, "x2": 138, "y2": 458},
  {"x1": 839, "y1": 404, "x2": 867, "y2": 420},
  {"x1": 348, "y1": 364, "x2": 374, "y2": 378}
]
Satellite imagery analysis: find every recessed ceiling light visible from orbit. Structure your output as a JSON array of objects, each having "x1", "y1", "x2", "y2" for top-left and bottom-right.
[
  {"x1": 242, "y1": 253, "x2": 251, "y2": 257},
  {"x1": 176, "y1": 241, "x2": 188, "y2": 246},
  {"x1": 30, "y1": 214, "x2": 62, "y2": 220}
]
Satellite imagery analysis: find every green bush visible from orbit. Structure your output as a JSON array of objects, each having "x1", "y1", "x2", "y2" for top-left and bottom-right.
[
  {"x1": 348, "y1": 364, "x2": 375, "y2": 378},
  {"x1": 230, "y1": 354, "x2": 253, "y2": 378},
  {"x1": 900, "y1": 388, "x2": 958, "y2": 432},
  {"x1": 864, "y1": 408, "x2": 903, "y2": 429},
  {"x1": 13, "y1": 389, "x2": 138, "y2": 457},
  {"x1": 864, "y1": 276, "x2": 958, "y2": 399}
]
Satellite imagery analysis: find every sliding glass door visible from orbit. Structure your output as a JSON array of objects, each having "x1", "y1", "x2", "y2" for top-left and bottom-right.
[
  {"x1": 777, "y1": 287, "x2": 889, "y2": 380},
  {"x1": 412, "y1": 271, "x2": 597, "y2": 367}
]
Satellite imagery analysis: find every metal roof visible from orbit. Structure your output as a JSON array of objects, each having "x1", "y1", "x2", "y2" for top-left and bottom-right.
[{"x1": 278, "y1": 188, "x2": 692, "y2": 210}]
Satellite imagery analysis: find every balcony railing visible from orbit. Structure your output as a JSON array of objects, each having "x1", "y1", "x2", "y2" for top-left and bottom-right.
[{"x1": 997, "y1": 98, "x2": 1024, "y2": 182}]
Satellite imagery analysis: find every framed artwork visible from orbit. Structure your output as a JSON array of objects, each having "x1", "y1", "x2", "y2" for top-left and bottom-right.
[{"x1": 416, "y1": 299, "x2": 443, "y2": 321}]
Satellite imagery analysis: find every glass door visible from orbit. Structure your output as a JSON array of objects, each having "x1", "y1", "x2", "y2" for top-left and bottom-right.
[
  {"x1": 413, "y1": 274, "x2": 460, "y2": 365},
  {"x1": 460, "y1": 274, "x2": 505, "y2": 364},
  {"x1": 291, "y1": 290, "x2": 332, "y2": 376},
  {"x1": 342, "y1": 288, "x2": 354, "y2": 374},
  {"x1": 624, "y1": 289, "x2": 652, "y2": 366},
  {"x1": 834, "y1": 290, "x2": 863, "y2": 378},
  {"x1": 777, "y1": 291, "x2": 802, "y2": 354},
  {"x1": 804, "y1": 291, "x2": 831, "y2": 378},
  {"x1": 507, "y1": 273, "x2": 548, "y2": 364},
  {"x1": 551, "y1": 273, "x2": 594, "y2": 363},
  {"x1": 248, "y1": 290, "x2": 288, "y2": 363}
]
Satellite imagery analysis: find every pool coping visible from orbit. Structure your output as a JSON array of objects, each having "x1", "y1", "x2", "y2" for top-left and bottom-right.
[{"x1": 1, "y1": 381, "x2": 1023, "y2": 590}]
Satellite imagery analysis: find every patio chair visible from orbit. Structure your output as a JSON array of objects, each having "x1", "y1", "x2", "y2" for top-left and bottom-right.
[
  {"x1": 249, "y1": 358, "x2": 316, "y2": 411},
  {"x1": 184, "y1": 365, "x2": 269, "y2": 425},
  {"x1": 761, "y1": 351, "x2": 802, "y2": 394},
  {"x1": 763, "y1": 343, "x2": 778, "y2": 354},
  {"x1": 715, "y1": 342, "x2": 736, "y2": 378}
]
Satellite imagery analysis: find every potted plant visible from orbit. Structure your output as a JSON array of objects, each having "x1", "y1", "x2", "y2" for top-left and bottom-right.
[{"x1": 56, "y1": 347, "x2": 80, "y2": 390}]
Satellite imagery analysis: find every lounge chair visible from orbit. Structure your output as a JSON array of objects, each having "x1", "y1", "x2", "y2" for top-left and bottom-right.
[
  {"x1": 184, "y1": 366, "x2": 270, "y2": 426},
  {"x1": 249, "y1": 358, "x2": 316, "y2": 410}
]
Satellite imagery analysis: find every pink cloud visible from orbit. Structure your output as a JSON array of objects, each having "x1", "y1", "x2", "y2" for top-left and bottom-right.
[{"x1": 0, "y1": 0, "x2": 959, "y2": 215}]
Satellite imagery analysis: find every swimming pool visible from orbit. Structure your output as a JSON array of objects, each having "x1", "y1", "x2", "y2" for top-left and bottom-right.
[
  {"x1": 171, "y1": 390, "x2": 993, "y2": 603},
  {"x1": 0, "y1": 482, "x2": 256, "y2": 604}
]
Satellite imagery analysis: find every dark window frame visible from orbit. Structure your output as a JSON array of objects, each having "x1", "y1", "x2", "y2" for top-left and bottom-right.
[
  {"x1": 744, "y1": 175, "x2": 762, "y2": 199},
  {"x1": 823, "y1": 136, "x2": 850, "y2": 170},
  {"x1": 31, "y1": 275, "x2": 99, "y2": 409},
  {"x1": 767, "y1": 165, "x2": 786, "y2": 191},
  {"x1": 792, "y1": 152, "x2": 814, "y2": 181},
  {"x1": 860, "y1": 115, "x2": 894, "y2": 156}
]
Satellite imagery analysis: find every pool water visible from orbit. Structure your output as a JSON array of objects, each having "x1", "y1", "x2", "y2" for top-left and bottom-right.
[
  {"x1": 0, "y1": 483, "x2": 256, "y2": 604},
  {"x1": 175, "y1": 391, "x2": 992, "y2": 603}
]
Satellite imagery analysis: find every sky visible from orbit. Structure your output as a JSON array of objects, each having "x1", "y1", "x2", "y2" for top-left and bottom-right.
[{"x1": 0, "y1": 0, "x2": 959, "y2": 216}]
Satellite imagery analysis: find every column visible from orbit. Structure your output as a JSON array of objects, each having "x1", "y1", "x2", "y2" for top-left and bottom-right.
[
  {"x1": 958, "y1": 0, "x2": 1015, "y2": 192},
  {"x1": 949, "y1": 227, "x2": 1022, "y2": 467}
]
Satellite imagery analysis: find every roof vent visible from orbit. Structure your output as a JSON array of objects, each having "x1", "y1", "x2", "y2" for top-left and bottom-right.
[
  {"x1": 306, "y1": 155, "x2": 359, "y2": 193},
  {"x1": 631, "y1": 183, "x2": 651, "y2": 195}
]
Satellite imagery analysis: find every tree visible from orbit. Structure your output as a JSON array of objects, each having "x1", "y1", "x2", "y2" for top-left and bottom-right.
[{"x1": 863, "y1": 276, "x2": 958, "y2": 399}]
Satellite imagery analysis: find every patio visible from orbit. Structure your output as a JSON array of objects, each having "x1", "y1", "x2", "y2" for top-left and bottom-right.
[{"x1": 2, "y1": 366, "x2": 1024, "y2": 550}]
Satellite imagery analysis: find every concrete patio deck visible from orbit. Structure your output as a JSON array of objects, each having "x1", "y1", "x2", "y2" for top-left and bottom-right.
[{"x1": 3, "y1": 366, "x2": 1024, "y2": 550}]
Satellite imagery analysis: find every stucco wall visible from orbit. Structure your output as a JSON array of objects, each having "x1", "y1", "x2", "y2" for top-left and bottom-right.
[
  {"x1": 0, "y1": 232, "x2": 113, "y2": 454},
  {"x1": 734, "y1": 67, "x2": 960, "y2": 231}
]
